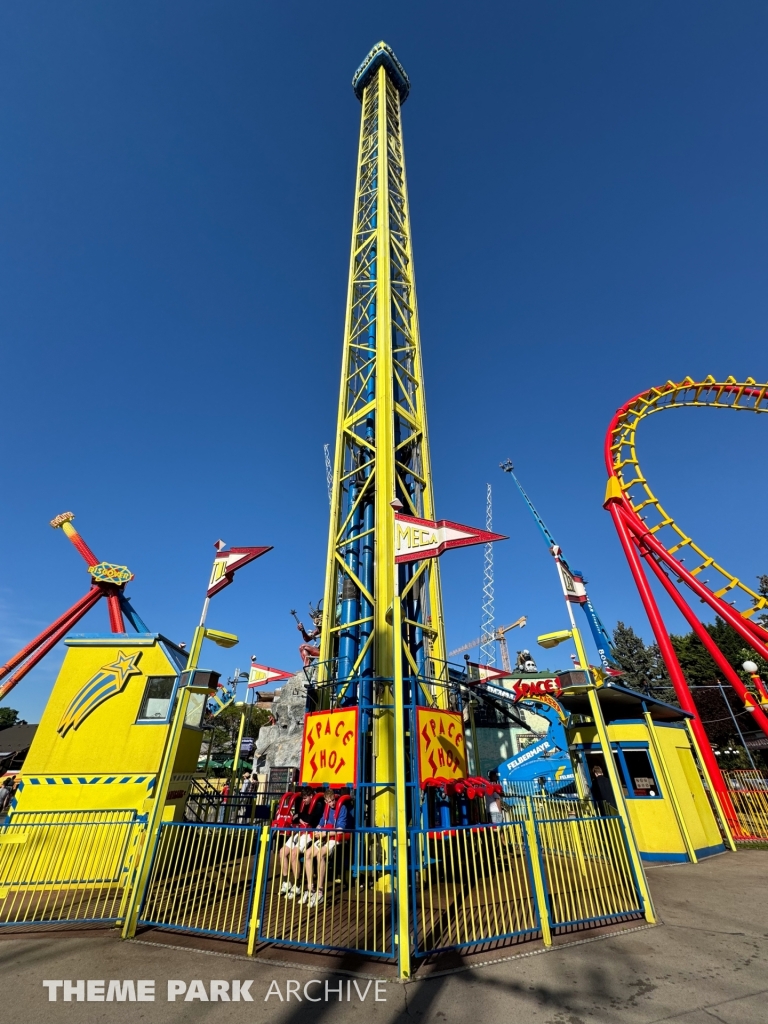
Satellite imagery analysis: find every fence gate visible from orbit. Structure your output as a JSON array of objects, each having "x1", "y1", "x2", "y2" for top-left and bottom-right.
[
  {"x1": 0, "y1": 809, "x2": 143, "y2": 927},
  {"x1": 533, "y1": 814, "x2": 644, "y2": 928},
  {"x1": 410, "y1": 822, "x2": 540, "y2": 956},
  {"x1": 138, "y1": 821, "x2": 262, "y2": 940},
  {"x1": 258, "y1": 827, "x2": 396, "y2": 958}
]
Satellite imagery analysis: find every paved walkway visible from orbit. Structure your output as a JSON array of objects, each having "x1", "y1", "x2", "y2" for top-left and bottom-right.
[{"x1": 0, "y1": 850, "x2": 765, "y2": 1023}]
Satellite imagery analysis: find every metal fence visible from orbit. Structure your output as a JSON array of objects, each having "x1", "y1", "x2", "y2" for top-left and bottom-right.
[
  {"x1": 534, "y1": 814, "x2": 643, "y2": 928},
  {"x1": 0, "y1": 800, "x2": 646, "y2": 960},
  {"x1": 501, "y1": 788, "x2": 600, "y2": 823},
  {"x1": 724, "y1": 769, "x2": 768, "y2": 840},
  {"x1": 410, "y1": 822, "x2": 539, "y2": 955},
  {"x1": 185, "y1": 778, "x2": 292, "y2": 826},
  {"x1": 138, "y1": 821, "x2": 262, "y2": 940},
  {"x1": 258, "y1": 827, "x2": 396, "y2": 958},
  {"x1": 0, "y1": 809, "x2": 143, "y2": 927}
]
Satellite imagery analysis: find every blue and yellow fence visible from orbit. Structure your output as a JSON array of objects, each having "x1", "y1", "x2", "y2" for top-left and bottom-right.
[
  {"x1": 137, "y1": 821, "x2": 262, "y2": 940},
  {"x1": 410, "y1": 821, "x2": 539, "y2": 955},
  {"x1": 533, "y1": 814, "x2": 643, "y2": 929},
  {"x1": 0, "y1": 805, "x2": 647, "y2": 959},
  {"x1": 258, "y1": 826, "x2": 396, "y2": 958},
  {"x1": 0, "y1": 809, "x2": 143, "y2": 927}
]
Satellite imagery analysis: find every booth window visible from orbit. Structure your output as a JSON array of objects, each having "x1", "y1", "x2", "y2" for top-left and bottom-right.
[
  {"x1": 184, "y1": 691, "x2": 207, "y2": 730},
  {"x1": 616, "y1": 746, "x2": 661, "y2": 798},
  {"x1": 137, "y1": 676, "x2": 176, "y2": 723}
]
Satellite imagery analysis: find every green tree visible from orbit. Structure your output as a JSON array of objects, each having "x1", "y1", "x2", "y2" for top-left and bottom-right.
[
  {"x1": 670, "y1": 616, "x2": 768, "y2": 685},
  {"x1": 670, "y1": 616, "x2": 768, "y2": 770},
  {"x1": 611, "y1": 622, "x2": 673, "y2": 700},
  {"x1": 203, "y1": 703, "x2": 273, "y2": 767},
  {"x1": 0, "y1": 708, "x2": 20, "y2": 731}
]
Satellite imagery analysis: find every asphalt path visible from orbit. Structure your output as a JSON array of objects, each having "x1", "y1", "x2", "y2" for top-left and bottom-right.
[{"x1": 1, "y1": 850, "x2": 765, "y2": 1023}]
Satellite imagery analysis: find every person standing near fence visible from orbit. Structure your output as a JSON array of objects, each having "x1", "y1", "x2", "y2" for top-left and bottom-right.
[
  {"x1": 237, "y1": 771, "x2": 254, "y2": 823},
  {"x1": 486, "y1": 770, "x2": 503, "y2": 824},
  {"x1": 218, "y1": 781, "x2": 230, "y2": 823},
  {"x1": 590, "y1": 765, "x2": 616, "y2": 814},
  {"x1": 0, "y1": 777, "x2": 13, "y2": 822}
]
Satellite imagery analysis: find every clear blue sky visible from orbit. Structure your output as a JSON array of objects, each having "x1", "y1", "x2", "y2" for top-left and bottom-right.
[{"x1": 2, "y1": 2, "x2": 768, "y2": 723}]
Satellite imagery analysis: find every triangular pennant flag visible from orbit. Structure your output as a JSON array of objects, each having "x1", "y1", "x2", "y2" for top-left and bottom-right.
[
  {"x1": 465, "y1": 661, "x2": 510, "y2": 682},
  {"x1": 247, "y1": 662, "x2": 294, "y2": 687},
  {"x1": 207, "y1": 545, "x2": 273, "y2": 597},
  {"x1": 394, "y1": 513, "x2": 507, "y2": 563}
]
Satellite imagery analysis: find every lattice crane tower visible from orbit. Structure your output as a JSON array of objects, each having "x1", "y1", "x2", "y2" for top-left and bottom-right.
[
  {"x1": 319, "y1": 43, "x2": 447, "y2": 822},
  {"x1": 479, "y1": 484, "x2": 496, "y2": 665}
]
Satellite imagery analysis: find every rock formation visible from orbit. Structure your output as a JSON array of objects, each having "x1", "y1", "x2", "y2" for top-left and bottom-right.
[{"x1": 252, "y1": 669, "x2": 311, "y2": 771}]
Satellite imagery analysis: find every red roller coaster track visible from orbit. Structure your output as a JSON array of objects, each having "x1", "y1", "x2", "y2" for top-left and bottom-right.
[{"x1": 604, "y1": 376, "x2": 768, "y2": 834}]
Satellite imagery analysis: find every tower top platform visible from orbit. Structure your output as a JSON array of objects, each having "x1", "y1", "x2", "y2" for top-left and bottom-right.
[{"x1": 352, "y1": 41, "x2": 410, "y2": 104}]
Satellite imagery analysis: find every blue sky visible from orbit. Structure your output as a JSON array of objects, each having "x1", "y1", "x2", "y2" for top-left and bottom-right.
[{"x1": 2, "y1": 2, "x2": 768, "y2": 723}]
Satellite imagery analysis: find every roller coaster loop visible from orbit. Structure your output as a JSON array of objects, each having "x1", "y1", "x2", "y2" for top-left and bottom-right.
[{"x1": 604, "y1": 376, "x2": 768, "y2": 833}]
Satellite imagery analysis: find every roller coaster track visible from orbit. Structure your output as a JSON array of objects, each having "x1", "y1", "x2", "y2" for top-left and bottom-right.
[
  {"x1": 607, "y1": 375, "x2": 768, "y2": 623},
  {"x1": 603, "y1": 376, "x2": 768, "y2": 836}
]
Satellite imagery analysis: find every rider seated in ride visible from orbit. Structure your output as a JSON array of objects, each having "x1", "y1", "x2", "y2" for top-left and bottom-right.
[
  {"x1": 278, "y1": 787, "x2": 325, "y2": 897},
  {"x1": 302, "y1": 789, "x2": 353, "y2": 907}
]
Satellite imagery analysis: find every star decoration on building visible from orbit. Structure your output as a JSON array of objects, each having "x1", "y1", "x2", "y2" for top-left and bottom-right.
[{"x1": 102, "y1": 650, "x2": 144, "y2": 687}]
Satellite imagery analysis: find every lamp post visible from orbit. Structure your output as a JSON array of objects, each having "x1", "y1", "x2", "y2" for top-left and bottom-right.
[
  {"x1": 390, "y1": 498, "x2": 411, "y2": 980},
  {"x1": 536, "y1": 624, "x2": 655, "y2": 923},
  {"x1": 121, "y1": 542, "x2": 269, "y2": 939},
  {"x1": 121, "y1": 682, "x2": 211, "y2": 938},
  {"x1": 743, "y1": 660, "x2": 768, "y2": 710}
]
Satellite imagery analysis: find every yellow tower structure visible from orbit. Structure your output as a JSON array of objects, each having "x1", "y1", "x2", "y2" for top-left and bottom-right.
[{"x1": 319, "y1": 42, "x2": 447, "y2": 828}]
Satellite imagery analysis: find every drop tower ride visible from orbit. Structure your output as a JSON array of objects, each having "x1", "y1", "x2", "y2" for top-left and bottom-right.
[{"x1": 318, "y1": 43, "x2": 448, "y2": 828}]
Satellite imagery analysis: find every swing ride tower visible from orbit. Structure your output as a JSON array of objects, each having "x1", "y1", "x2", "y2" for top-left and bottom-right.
[{"x1": 318, "y1": 43, "x2": 447, "y2": 826}]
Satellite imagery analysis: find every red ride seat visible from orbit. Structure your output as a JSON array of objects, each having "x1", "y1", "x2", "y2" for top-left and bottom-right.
[
  {"x1": 323, "y1": 792, "x2": 354, "y2": 842},
  {"x1": 272, "y1": 791, "x2": 302, "y2": 828}
]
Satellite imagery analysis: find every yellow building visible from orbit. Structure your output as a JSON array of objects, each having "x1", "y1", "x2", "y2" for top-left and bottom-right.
[
  {"x1": 563, "y1": 682, "x2": 725, "y2": 862},
  {"x1": 13, "y1": 633, "x2": 206, "y2": 821}
]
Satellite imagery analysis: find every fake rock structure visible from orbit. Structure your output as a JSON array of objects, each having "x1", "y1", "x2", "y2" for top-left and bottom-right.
[{"x1": 253, "y1": 671, "x2": 310, "y2": 772}]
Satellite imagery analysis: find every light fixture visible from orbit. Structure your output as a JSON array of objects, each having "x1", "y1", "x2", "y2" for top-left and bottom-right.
[
  {"x1": 203, "y1": 628, "x2": 239, "y2": 649},
  {"x1": 743, "y1": 661, "x2": 758, "y2": 674},
  {"x1": 537, "y1": 629, "x2": 573, "y2": 650}
]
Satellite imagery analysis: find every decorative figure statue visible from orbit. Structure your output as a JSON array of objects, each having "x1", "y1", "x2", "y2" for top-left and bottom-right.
[
  {"x1": 291, "y1": 601, "x2": 323, "y2": 667},
  {"x1": 515, "y1": 648, "x2": 538, "y2": 674}
]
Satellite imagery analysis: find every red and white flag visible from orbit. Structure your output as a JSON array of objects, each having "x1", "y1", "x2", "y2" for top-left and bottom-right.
[
  {"x1": 394, "y1": 513, "x2": 506, "y2": 564},
  {"x1": 207, "y1": 543, "x2": 272, "y2": 598},
  {"x1": 248, "y1": 662, "x2": 293, "y2": 687},
  {"x1": 465, "y1": 661, "x2": 510, "y2": 682}
]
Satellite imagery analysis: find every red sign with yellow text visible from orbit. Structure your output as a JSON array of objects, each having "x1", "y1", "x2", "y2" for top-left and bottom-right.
[
  {"x1": 416, "y1": 708, "x2": 467, "y2": 787},
  {"x1": 509, "y1": 677, "x2": 562, "y2": 700},
  {"x1": 300, "y1": 709, "x2": 358, "y2": 786}
]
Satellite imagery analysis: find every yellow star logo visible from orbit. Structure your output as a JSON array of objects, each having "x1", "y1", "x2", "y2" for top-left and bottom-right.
[{"x1": 102, "y1": 650, "x2": 143, "y2": 687}]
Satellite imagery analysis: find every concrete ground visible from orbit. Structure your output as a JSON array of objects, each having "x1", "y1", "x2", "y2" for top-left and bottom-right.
[{"x1": 0, "y1": 850, "x2": 765, "y2": 1023}]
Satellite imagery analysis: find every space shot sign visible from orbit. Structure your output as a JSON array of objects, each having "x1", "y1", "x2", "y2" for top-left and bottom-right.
[
  {"x1": 300, "y1": 709, "x2": 358, "y2": 786},
  {"x1": 508, "y1": 677, "x2": 562, "y2": 701},
  {"x1": 416, "y1": 708, "x2": 468, "y2": 787}
]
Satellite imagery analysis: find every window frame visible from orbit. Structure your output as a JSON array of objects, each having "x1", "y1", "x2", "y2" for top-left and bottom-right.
[
  {"x1": 135, "y1": 675, "x2": 180, "y2": 725},
  {"x1": 612, "y1": 743, "x2": 662, "y2": 800}
]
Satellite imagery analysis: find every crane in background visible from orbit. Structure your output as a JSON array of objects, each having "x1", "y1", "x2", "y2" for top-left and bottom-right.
[
  {"x1": 499, "y1": 459, "x2": 622, "y2": 675},
  {"x1": 449, "y1": 615, "x2": 527, "y2": 673},
  {"x1": 479, "y1": 483, "x2": 496, "y2": 665}
]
